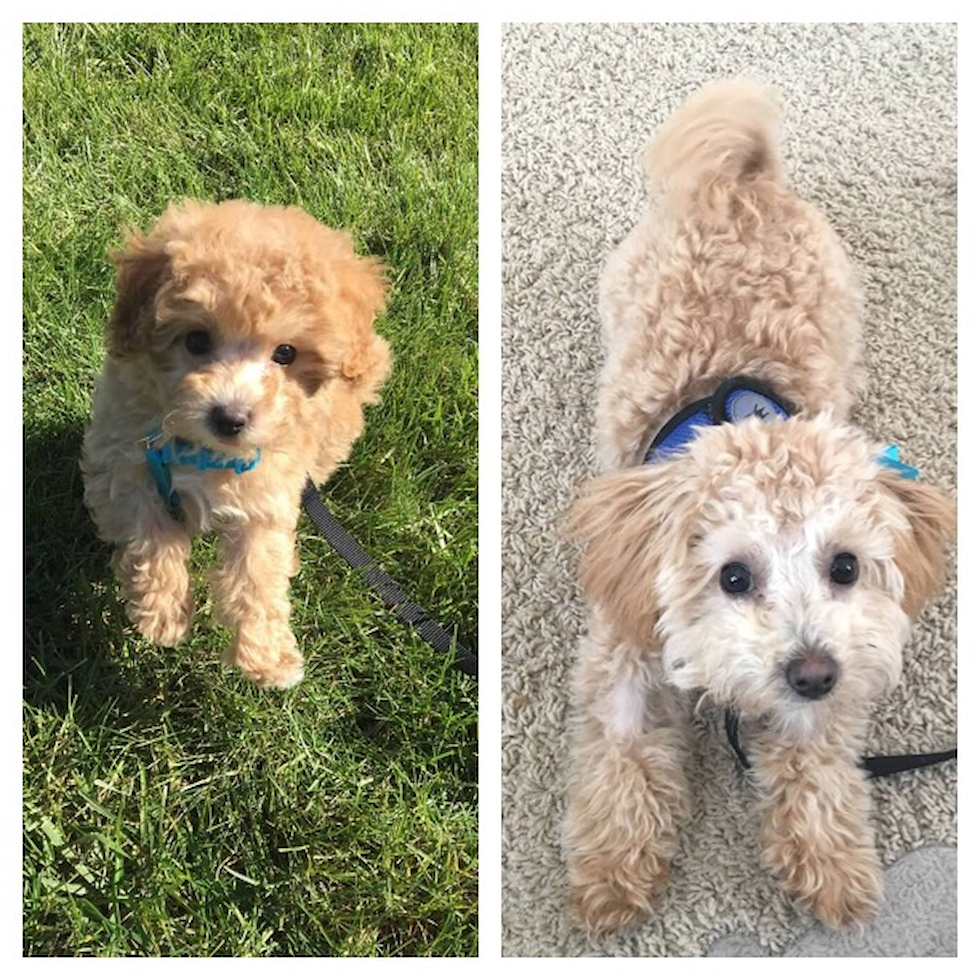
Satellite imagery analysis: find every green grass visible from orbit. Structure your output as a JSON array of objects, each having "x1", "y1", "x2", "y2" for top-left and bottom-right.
[{"x1": 23, "y1": 22, "x2": 477, "y2": 957}]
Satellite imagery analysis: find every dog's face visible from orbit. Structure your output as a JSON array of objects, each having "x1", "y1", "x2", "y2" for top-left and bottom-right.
[
  {"x1": 106, "y1": 199, "x2": 390, "y2": 454},
  {"x1": 568, "y1": 416, "x2": 954, "y2": 729}
]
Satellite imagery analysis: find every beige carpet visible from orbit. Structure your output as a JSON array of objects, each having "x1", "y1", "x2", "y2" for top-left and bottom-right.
[{"x1": 501, "y1": 22, "x2": 957, "y2": 956}]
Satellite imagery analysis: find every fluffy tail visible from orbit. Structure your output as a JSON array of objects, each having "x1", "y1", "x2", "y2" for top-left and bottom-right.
[{"x1": 645, "y1": 79, "x2": 783, "y2": 216}]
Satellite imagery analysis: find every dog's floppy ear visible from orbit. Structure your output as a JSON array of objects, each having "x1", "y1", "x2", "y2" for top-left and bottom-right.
[
  {"x1": 337, "y1": 254, "x2": 391, "y2": 399},
  {"x1": 878, "y1": 471, "x2": 956, "y2": 617},
  {"x1": 342, "y1": 331, "x2": 392, "y2": 402},
  {"x1": 106, "y1": 230, "x2": 171, "y2": 357},
  {"x1": 565, "y1": 463, "x2": 700, "y2": 649}
]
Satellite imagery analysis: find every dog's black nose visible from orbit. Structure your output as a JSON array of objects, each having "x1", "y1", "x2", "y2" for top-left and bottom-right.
[
  {"x1": 785, "y1": 652, "x2": 838, "y2": 701},
  {"x1": 209, "y1": 405, "x2": 250, "y2": 439}
]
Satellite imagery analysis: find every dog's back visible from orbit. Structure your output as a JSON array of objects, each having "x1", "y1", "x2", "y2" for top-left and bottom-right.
[{"x1": 595, "y1": 80, "x2": 864, "y2": 471}]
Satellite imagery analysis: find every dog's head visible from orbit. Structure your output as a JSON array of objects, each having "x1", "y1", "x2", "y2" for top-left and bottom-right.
[
  {"x1": 106, "y1": 199, "x2": 391, "y2": 454},
  {"x1": 566, "y1": 415, "x2": 954, "y2": 727}
]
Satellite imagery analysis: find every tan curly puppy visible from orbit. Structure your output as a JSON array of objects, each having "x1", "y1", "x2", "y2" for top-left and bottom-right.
[
  {"x1": 81, "y1": 200, "x2": 391, "y2": 689},
  {"x1": 564, "y1": 81, "x2": 955, "y2": 936}
]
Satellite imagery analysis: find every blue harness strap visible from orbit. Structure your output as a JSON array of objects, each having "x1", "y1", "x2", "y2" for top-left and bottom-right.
[
  {"x1": 643, "y1": 378, "x2": 920, "y2": 481},
  {"x1": 874, "y1": 443, "x2": 920, "y2": 480},
  {"x1": 143, "y1": 429, "x2": 262, "y2": 509},
  {"x1": 643, "y1": 377, "x2": 794, "y2": 464}
]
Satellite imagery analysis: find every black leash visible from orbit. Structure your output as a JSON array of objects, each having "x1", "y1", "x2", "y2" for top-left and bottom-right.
[
  {"x1": 724, "y1": 707, "x2": 955, "y2": 778},
  {"x1": 301, "y1": 478, "x2": 477, "y2": 680}
]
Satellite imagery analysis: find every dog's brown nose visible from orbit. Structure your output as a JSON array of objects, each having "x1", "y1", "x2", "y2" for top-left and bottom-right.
[
  {"x1": 785, "y1": 652, "x2": 838, "y2": 701},
  {"x1": 209, "y1": 405, "x2": 250, "y2": 440}
]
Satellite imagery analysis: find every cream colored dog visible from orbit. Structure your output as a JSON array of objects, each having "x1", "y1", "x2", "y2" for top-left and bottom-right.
[
  {"x1": 81, "y1": 200, "x2": 391, "y2": 689},
  {"x1": 564, "y1": 81, "x2": 955, "y2": 936}
]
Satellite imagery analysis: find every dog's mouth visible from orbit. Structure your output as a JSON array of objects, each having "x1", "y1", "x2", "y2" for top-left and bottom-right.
[{"x1": 210, "y1": 432, "x2": 253, "y2": 451}]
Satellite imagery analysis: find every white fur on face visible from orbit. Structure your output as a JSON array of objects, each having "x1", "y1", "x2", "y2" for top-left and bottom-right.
[{"x1": 657, "y1": 475, "x2": 908, "y2": 732}]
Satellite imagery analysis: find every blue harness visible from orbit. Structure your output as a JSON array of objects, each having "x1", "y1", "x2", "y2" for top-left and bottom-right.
[
  {"x1": 643, "y1": 377, "x2": 795, "y2": 464},
  {"x1": 643, "y1": 376, "x2": 918, "y2": 479},
  {"x1": 144, "y1": 429, "x2": 262, "y2": 510}
]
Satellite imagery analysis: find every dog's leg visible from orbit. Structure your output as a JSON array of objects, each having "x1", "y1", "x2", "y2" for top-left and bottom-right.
[
  {"x1": 83, "y1": 445, "x2": 196, "y2": 647},
  {"x1": 212, "y1": 522, "x2": 305, "y2": 689},
  {"x1": 753, "y1": 728, "x2": 883, "y2": 925},
  {"x1": 565, "y1": 619, "x2": 690, "y2": 936},
  {"x1": 111, "y1": 509, "x2": 194, "y2": 648}
]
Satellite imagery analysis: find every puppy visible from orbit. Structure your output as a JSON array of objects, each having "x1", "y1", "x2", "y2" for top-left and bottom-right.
[
  {"x1": 564, "y1": 81, "x2": 955, "y2": 936},
  {"x1": 81, "y1": 200, "x2": 391, "y2": 689}
]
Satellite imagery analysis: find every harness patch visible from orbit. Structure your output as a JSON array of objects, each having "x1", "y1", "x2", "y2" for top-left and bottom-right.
[{"x1": 643, "y1": 377, "x2": 795, "y2": 464}]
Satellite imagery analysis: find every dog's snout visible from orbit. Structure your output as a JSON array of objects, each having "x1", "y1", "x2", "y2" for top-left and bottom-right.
[
  {"x1": 785, "y1": 652, "x2": 838, "y2": 701},
  {"x1": 209, "y1": 405, "x2": 251, "y2": 440}
]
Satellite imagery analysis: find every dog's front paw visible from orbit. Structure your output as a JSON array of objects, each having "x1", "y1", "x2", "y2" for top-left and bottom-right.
[
  {"x1": 564, "y1": 705, "x2": 690, "y2": 938},
  {"x1": 757, "y1": 746, "x2": 884, "y2": 927},
  {"x1": 114, "y1": 537, "x2": 194, "y2": 647},
  {"x1": 765, "y1": 836, "x2": 884, "y2": 926},
  {"x1": 255, "y1": 658, "x2": 305, "y2": 691},
  {"x1": 226, "y1": 628, "x2": 306, "y2": 690},
  {"x1": 569, "y1": 850, "x2": 670, "y2": 937},
  {"x1": 128, "y1": 591, "x2": 194, "y2": 647}
]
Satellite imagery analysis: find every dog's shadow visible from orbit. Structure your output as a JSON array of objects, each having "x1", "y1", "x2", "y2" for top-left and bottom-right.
[
  {"x1": 23, "y1": 421, "x2": 227, "y2": 733},
  {"x1": 26, "y1": 421, "x2": 112, "y2": 707}
]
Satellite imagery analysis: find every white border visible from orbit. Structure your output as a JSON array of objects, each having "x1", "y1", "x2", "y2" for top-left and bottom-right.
[{"x1": 11, "y1": 4, "x2": 975, "y2": 968}]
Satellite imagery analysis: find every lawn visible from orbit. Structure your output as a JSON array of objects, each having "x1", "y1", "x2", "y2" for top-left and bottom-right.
[{"x1": 23, "y1": 22, "x2": 478, "y2": 957}]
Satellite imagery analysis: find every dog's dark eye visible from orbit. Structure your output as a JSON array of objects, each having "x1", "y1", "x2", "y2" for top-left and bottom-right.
[
  {"x1": 184, "y1": 330, "x2": 213, "y2": 356},
  {"x1": 830, "y1": 552, "x2": 859, "y2": 586},
  {"x1": 720, "y1": 562, "x2": 754, "y2": 595},
  {"x1": 272, "y1": 344, "x2": 297, "y2": 366}
]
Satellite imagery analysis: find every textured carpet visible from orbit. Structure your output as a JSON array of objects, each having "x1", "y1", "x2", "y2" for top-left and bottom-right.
[{"x1": 501, "y1": 22, "x2": 957, "y2": 957}]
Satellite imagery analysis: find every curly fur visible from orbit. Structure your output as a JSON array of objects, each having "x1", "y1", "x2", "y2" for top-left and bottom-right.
[
  {"x1": 563, "y1": 81, "x2": 955, "y2": 936},
  {"x1": 81, "y1": 199, "x2": 391, "y2": 689}
]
